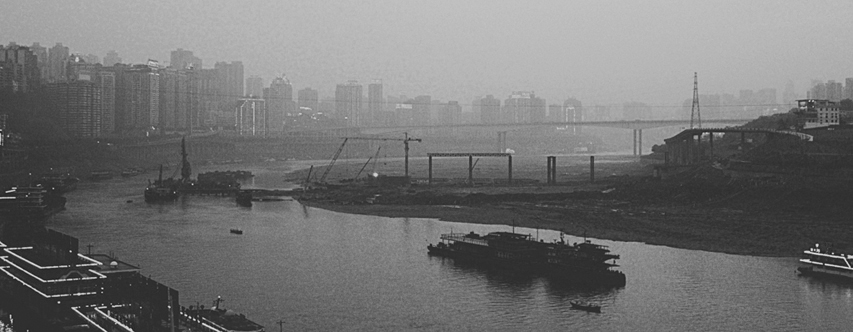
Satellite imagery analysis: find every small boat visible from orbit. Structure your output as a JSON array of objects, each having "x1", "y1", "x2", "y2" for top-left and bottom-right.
[
  {"x1": 90, "y1": 170, "x2": 114, "y2": 180},
  {"x1": 570, "y1": 301, "x2": 601, "y2": 313},
  {"x1": 230, "y1": 229, "x2": 243, "y2": 235}
]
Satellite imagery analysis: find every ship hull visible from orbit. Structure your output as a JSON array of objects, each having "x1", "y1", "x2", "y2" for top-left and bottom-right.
[
  {"x1": 428, "y1": 244, "x2": 626, "y2": 286},
  {"x1": 798, "y1": 265, "x2": 853, "y2": 282},
  {"x1": 144, "y1": 188, "x2": 179, "y2": 203}
]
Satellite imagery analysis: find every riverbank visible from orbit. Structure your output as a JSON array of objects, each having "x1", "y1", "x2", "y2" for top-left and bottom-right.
[{"x1": 292, "y1": 155, "x2": 852, "y2": 257}]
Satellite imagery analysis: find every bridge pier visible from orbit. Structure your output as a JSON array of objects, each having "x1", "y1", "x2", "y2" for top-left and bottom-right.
[
  {"x1": 546, "y1": 156, "x2": 556, "y2": 184},
  {"x1": 632, "y1": 129, "x2": 643, "y2": 156}
]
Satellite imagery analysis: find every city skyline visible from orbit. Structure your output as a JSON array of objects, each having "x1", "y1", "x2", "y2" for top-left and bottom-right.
[{"x1": 4, "y1": 0, "x2": 853, "y2": 110}]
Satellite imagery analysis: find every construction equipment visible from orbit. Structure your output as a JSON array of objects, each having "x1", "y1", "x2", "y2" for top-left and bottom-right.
[
  {"x1": 344, "y1": 133, "x2": 421, "y2": 179},
  {"x1": 317, "y1": 138, "x2": 348, "y2": 184},
  {"x1": 303, "y1": 165, "x2": 313, "y2": 187},
  {"x1": 354, "y1": 147, "x2": 381, "y2": 181}
]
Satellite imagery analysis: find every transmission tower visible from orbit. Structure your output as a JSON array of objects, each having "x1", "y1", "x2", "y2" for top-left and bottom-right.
[{"x1": 690, "y1": 72, "x2": 701, "y2": 129}]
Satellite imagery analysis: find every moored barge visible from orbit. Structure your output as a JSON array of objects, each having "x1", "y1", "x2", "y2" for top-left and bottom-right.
[{"x1": 428, "y1": 231, "x2": 626, "y2": 286}]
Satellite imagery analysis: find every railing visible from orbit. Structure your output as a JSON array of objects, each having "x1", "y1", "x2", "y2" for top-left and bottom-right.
[{"x1": 440, "y1": 233, "x2": 489, "y2": 247}]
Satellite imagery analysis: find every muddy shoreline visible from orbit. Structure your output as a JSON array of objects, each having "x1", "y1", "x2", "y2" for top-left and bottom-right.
[{"x1": 290, "y1": 156, "x2": 852, "y2": 258}]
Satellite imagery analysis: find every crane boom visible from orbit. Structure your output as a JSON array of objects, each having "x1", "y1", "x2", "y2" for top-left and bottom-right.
[
  {"x1": 341, "y1": 133, "x2": 421, "y2": 179},
  {"x1": 319, "y1": 138, "x2": 348, "y2": 183},
  {"x1": 354, "y1": 147, "x2": 381, "y2": 180}
]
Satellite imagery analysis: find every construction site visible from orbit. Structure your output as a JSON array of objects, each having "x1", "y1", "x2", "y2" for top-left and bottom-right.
[{"x1": 290, "y1": 114, "x2": 853, "y2": 258}]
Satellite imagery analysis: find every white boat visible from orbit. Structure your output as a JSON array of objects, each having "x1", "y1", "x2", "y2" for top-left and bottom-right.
[{"x1": 797, "y1": 243, "x2": 853, "y2": 281}]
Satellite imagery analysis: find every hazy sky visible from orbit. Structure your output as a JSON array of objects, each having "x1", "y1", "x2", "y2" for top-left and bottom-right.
[{"x1": 4, "y1": 0, "x2": 853, "y2": 111}]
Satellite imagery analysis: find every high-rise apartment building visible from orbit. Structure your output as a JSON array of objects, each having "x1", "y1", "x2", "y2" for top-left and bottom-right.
[
  {"x1": 0, "y1": 44, "x2": 40, "y2": 93},
  {"x1": 412, "y1": 95, "x2": 431, "y2": 126},
  {"x1": 297, "y1": 87, "x2": 319, "y2": 114},
  {"x1": 439, "y1": 101, "x2": 462, "y2": 125},
  {"x1": 335, "y1": 81, "x2": 362, "y2": 126},
  {"x1": 845, "y1": 78, "x2": 853, "y2": 100},
  {"x1": 47, "y1": 43, "x2": 69, "y2": 83},
  {"x1": 113, "y1": 64, "x2": 160, "y2": 135},
  {"x1": 170, "y1": 48, "x2": 202, "y2": 70},
  {"x1": 188, "y1": 68, "x2": 218, "y2": 129},
  {"x1": 214, "y1": 61, "x2": 244, "y2": 102},
  {"x1": 368, "y1": 80, "x2": 383, "y2": 126},
  {"x1": 246, "y1": 75, "x2": 264, "y2": 98},
  {"x1": 235, "y1": 97, "x2": 266, "y2": 136},
  {"x1": 29, "y1": 43, "x2": 48, "y2": 83},
  {"x1": 826, "y1": 81, "x2": 843, "y2": 102},
  {"x1": 96, "y1": 71, "x2": 116, "y2": 134},
  {"x1": 45, "y1": 81, "x2": 102, "y2": 137},
  {"x1": 503, "y1": 91, "x2": 545, "y2": 123},
  {"x1": 548, "y1": 104, "x2": 562, "y2": 122},
  {"x1": 103, "y1": 50, "x2": 121, "y2": 67},
  {"x1": 563, "y1": 98, "x2": 583, "y2": 123},
  {"x1": 480, "y1": 95, "x2": 500, "y2": 124},
  {"x1": 470, "y1": 96, "x2": 482, "y2": 123},
  {"x1": 159, "y1": 68, "x2": 190, "y2": 131},
  {"x1": 265, "y1": 76, "x2": 292, "y2": 132}
]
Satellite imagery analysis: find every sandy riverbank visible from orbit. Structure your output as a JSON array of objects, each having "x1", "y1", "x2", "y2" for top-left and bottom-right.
[{"x1": 291, "y1": 155, "x2": 852, "y2": 258}]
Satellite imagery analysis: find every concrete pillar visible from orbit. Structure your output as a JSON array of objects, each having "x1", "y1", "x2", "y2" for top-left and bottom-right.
[
  {"x1": 638, "y1": 129, "x2": 643, "y2": 156},
  {"x1": 507, "y1": 155, "x2": 512, "y2": 184},
  {"x1": 552, "y1": 156, "x2": 557, "y2": 184},
  {"x1": 468, "y1": 155, "x2": 473, "y2": 184},
  {"x1": 428, "y1": 156, "x2": 433, "y2": 185},
  {"x1": 547, "y1": 156, "x2": 552, "y2": 184},
  {"x1": 590, "y1": 156, "x2": 595, "y2": 183},
  {"x1": 546, "y1": 156, "x2": 556, "y2": 184},
  {"x1": 632, "y1": 130, "x2": 637, "y2": 155}
]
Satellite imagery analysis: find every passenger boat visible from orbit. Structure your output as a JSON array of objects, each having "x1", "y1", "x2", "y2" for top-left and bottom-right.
[
  {"x1": 0, "y1": 185, "x2": 66, "y2": 220},
  {"x1": 797, "y1": 243, "x2": 853, "y2": 281},
  {"x1": 570, "y1": 301, "x2": 601, "y2": 313},
  {"x1": 182, "y1": 296, "x2": 264, "y2": 332},
  {"x1": 428, "y1": 231, "x2": 626, "y2": 286}
]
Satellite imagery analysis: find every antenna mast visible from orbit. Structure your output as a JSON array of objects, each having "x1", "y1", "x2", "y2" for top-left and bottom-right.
[{"x1": 690, "y1": 72, "x2": 701, "y2": 129}]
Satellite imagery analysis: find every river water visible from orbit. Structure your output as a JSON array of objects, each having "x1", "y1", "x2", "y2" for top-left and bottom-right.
[{"x1": 25, "y1": 159, "x2": 853, "y2": 331}]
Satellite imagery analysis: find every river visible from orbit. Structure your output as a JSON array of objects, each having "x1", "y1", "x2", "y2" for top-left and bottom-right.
[{"x1": 16, "y1": 159, "x2": 853, "y2": 331}]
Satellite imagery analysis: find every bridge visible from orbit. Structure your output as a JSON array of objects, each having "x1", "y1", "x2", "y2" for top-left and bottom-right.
[
  {"x1": 284, "y1": 118, "x2": 754, "y2": 155},
  {"x1": 663, "y1": 127, "x2": 813, "y2": 165}
]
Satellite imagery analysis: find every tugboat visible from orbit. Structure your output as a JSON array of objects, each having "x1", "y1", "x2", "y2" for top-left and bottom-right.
[
  {"x1": 183, "y1": 296, "x2": 264, "y2": 332},
  {"x1": 144, "y1": 165, "x2": 179, "y2": 203},
  {"x1": 428, "y1": 230, "x2": 626, "y2": 286},
  {"x1": 797, "y1": 243, "x2": 853, "y2": 281}
]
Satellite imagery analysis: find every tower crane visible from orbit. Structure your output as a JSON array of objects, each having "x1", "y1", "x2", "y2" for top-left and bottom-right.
[{"x1": 342, "y1": 133, "x2": 422, "y2": 179}]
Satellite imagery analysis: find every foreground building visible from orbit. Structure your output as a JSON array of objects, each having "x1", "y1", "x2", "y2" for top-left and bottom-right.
[
  {"x1": 0, "y1": 229, "x2": 180, "y2": 331},
  {"x1": 797, "y1": 99, "x2": 839, "y2": 129}
]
